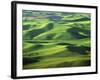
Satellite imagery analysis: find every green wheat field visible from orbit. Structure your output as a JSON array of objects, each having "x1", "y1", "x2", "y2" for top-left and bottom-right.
[{"x1": 22, "y1": 10, "x2": 91, "y2": 69}]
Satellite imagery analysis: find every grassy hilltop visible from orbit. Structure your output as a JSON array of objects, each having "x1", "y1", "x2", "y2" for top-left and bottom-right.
[{"x1": 22, "y1": 10, "x2": 91, "y2": 69}]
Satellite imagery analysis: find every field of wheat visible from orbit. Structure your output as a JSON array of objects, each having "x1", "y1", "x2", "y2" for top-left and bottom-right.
[{"x1": 22, "y1": 10, "x2": 91, "y2": 69}]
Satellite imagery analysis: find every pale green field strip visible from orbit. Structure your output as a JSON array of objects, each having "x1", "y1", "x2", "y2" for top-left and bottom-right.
[
  {"x1": 23, "y1": 45, "x2": 66, "y2": 57},
  {"x1": 23, "y1": 19, "x2": 49, "y2": 26}
]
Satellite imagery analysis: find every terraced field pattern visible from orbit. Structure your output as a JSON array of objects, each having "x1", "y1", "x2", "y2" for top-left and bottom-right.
[{"x1": 22, "y1": 10, "x2": 91, "y2": 69}]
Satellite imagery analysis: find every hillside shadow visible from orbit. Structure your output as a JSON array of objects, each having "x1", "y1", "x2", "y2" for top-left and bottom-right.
[
  {"x1": 66, "y1": 45, "x2": 90, "y2": 55},
  {"x1": 24, "y1": 23, "x2": 54, "y2": 39},
  {"x1": 67, "y1": 27, "x2": 90, "y2": 39}
]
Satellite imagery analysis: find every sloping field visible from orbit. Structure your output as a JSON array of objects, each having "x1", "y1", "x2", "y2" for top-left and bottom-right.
[{"x1": 22, "y1": 10, "x2": 91, "y2": 69}]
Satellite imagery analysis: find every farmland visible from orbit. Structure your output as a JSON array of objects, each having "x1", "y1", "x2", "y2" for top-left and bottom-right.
[{"x1": 22, "y1": 10, "x2": 91, "y2": 69}]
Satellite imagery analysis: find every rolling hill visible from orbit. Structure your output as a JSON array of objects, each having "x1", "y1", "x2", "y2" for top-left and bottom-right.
[{"x1": 22, "y1": 10, "x2": 91, "y2": 69}]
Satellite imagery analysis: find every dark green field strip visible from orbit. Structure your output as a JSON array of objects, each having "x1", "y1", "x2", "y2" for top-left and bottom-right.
[
  {"x1": 24, "y1": 38, "x2": 90, "y2": 46},
  {"x1": 23, "y1": 55, "x2": 90, "y2": 69}
]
